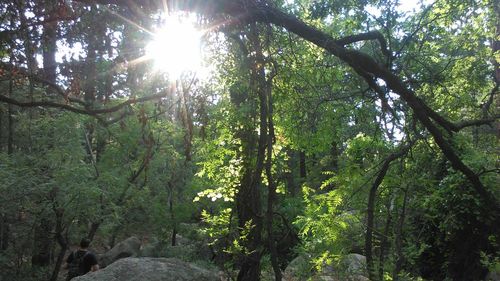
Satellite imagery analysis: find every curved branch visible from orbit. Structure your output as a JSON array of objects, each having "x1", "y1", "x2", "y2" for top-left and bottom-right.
[
  {"x1": 335, "y1": 31, "x2": 392, "y2": 58},
  {"x1": 0, "y1": 90, "x2": 171, "y2": 115},
  {"x1": 365, "y1": 141, "x2": 415, "y2": 280},
  {"x1": 0, "y1": 62, "x2": 86, "y2": 106},
  {"x1": 0, "y1": 94, "x2": 97, "y2": 115}
]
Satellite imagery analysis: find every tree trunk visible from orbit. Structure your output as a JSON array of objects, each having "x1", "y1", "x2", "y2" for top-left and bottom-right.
[
  {"x1": 49, "y1": 207, "x2": 67, "y2": 281},
  {"x1": 330, "y1": 141, "x2": 339, "y2": 171},
  {"x1": 28, "y1": 1, "x2": 59, "y2": 268},
  {"x1": 283, "y1": 149, "x2": 296, "y2": 196},
  {"x1": 366, "y1": 167, "x2": 387, "y2": 281},
  {"x1": 0, "y1": 213, "x2": 9, "y2": 251},
  {"x1": 233, "y1": 23, "x2": 268, "y2": 281},
  {"x1": 32, "y1": 218, "x2": 53, "y2": 267},
  {"x1": 392, "y1": 188, "x2": 409, "y2": 281},
  {"x1": 167, "y1": 181, "x2": 177, "y2": 246},
  {"x1": 7, "y1": 19, "x2": 15, "y2": 155},
  {"x1": 84, "y1": 6, "x2": 98, "y2": 106},
  {"x1": 7, "y1": 65, "x2": 13, "y2": 155},
  {"x1": 180, "y1": 80, "x2": 194, "y2": 162},
  {"x1": 264, "y1": 58, "x2": 281, "y2": 281},
  {"x1": 42, "y1": 0, "x2": 57, "y2": 86},
  {"x1": 378, "y1": 200, "x2": 393, "y2": 281},
  {"x1": 366, "y1": 144, "x2": 412, "y2": 281},
  {"x1": 299, "y1": 151, "x2": 306, "y2": 179},
  {"x1": 87, "y1": 222, "x2": 100, "y2": 242}
]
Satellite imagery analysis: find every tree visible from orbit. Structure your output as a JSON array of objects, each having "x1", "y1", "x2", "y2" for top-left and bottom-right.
[{"x1": 0, "y1": 0, "x2": 498, "y2": 280}]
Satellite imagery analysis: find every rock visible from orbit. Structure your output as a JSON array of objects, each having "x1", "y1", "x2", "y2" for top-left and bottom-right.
[
  {"x1": 73, "y1": 257, "x2": 220, "y2": 281},
  {"x1": 486, "y1": 270, "x2": 500, "y2": 281},
  {"x1": 314, "y1": 274, "x2": 367, "y2": 281},
  {"x1": 175, "y1": 234, "x2": 192, "y2": 246},
  {"x1": 98, "y1": 236, "x2": 141, "y2": 268},
  {"x1": 343, "y1": 254, "x2": 366, "y2": 275},
  {"x1": 163, "y1": 244, "x2": 197, "y2": 260},
  {"x1": 283, "y1": 255, "x2": 311, "y2": 281},
  {"x1": 140, "y1": 237, "x2": 161, "y2": 257},
  {"x1": 139, "y1": 234, "x2": 213, "y2": 262},
  {"x1": 315, "y1": 254, "x2": 367, "y2": 281}
]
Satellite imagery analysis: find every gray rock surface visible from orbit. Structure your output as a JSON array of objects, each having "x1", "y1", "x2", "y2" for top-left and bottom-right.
[
  {"x1": 343, "y1": 253, "x2": 366, "y2": 275},
  {"x1": 283, "y1": 255, "x2": 312, "y2": 281},
  {"x1": 487, "y1": 270, "x2": 500, "y2": 281},
  {"x1": 98, "y1": 236, "x2": 141, "y2": 268},
  {"x1": 73, "y1": 257, "x2": 220, "y2": 281},
  {"x1": 140, "y1": 237, "x2": 161, "y2": 257}
]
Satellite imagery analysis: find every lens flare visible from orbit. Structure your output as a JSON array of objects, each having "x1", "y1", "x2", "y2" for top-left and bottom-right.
[{"x1": 146, "y1": 15, "x2": 202, "y2": 77}]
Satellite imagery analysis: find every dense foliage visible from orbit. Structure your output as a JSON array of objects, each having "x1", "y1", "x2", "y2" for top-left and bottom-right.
[{"x1": 0, "y1": 0, "x2": 498, "y2": 280}]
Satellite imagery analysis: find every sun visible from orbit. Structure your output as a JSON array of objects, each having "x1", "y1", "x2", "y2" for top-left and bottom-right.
[{"x1": 146, "y1": 15, "x2": 202, "y2": 78}]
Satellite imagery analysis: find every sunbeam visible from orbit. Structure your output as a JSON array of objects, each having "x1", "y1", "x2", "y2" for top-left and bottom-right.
[{"x1": 145, "y1": 14, "x2": 203, "y2": 78}]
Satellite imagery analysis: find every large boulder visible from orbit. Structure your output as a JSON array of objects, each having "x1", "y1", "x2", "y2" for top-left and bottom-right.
[
  {"x1": 73, "y1": 257, "x2": 220, "y2": 281},
  {"x1": 98, "y1": 236, "x2": 141, "y2": 268}
]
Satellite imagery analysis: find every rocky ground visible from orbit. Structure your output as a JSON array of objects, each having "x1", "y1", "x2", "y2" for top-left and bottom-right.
[{"x1": 59, "y1": 223, "x2": 373, "y2": 281}]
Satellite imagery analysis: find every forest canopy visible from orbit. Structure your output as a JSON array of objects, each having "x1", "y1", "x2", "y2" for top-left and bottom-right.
[{"x1": 0, "y1": 0, "x2": 498, "y2": 280}]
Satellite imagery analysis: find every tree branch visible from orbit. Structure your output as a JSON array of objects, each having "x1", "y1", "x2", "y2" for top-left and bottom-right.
[
  {"x1": 335, "y1": 31, "x2": 392, "y2": 58},
  {"x1": 0, "y1": 62, "x2": 86, "y2": 106},
  {"x1": 455, "y1": 115, "x2": 500, "y2": 130},
  {"x1": 0, "y1": 90, "x2": 171, "y2": 116},
  {"x1": 366, "y1": 140, "x2": 415, "y2": 281}
]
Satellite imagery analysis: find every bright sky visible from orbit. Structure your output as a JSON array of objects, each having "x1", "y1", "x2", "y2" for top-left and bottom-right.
[
  {"x1": 145, "y1": 13, "x2": 203, "y2": 78},
  {"x1": 366, "y1": 0, "x2": 433, "y2": 17}
]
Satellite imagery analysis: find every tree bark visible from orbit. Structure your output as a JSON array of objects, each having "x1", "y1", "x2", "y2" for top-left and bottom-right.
[
  {"x1": 392, "y1": 187, "x2": 409, "y2": 281},
  {"x1": 378, "y1": 200, "x2": 393, "y2": 281},
  {"x1": 0, "y1": 107, "x2": 3, "y2": 152},
  {"x1": 49, "y1": 207, "x2": 67, "y2": 281},
  {"x1": 264, "y1": 55, "x2": 281, "y2": 281},
  {"x1": 299, "y1": 151, "x2": 306, "y2": 179},
  {"x1": 82, "y1": 5, "x2": 101, "y2": 107},
  {"x1": 231, "y1": 23, "x2": 268, "y2": 281},
  {"x1": 180, "y1": 79, "x2": 194, "y2": 162},
  {"x1": 366, "y1": 143, "x2": 413, "y2": 281},
  {"x1": 7, "y1": 61, "x2": 13, "y2": 155},
  {"x1": 0, "y1": 213, "x2": 9, "y2": 251},
  {"x1": 32, "y1": 218, "x2": 53, "y2": 267},
  {"x1": 284, "y1": 149, "x2": 296, "y2": 196},
  {"x1": 42, "y1": 0, "x2": 57, "y2": 85},
  {"x1": 168, "y1": 181, "x2": 177, "y2": 246}
]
